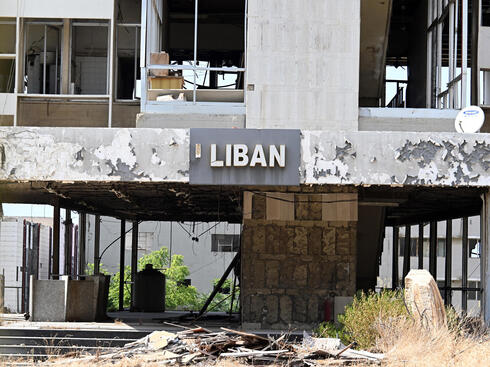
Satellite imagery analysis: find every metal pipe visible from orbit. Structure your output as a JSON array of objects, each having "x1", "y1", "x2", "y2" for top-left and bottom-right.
[
  {"x1": 448, "y1": 1, "x2": 455, "y2": 108},
  {"x1": 52, "y1": 204, "x2": 60, "y2": 279},
  {"x1": 445, "y1": 220, "x2": 452, "y2": 305},
  {"x1": 94, "y1": 215, "x2": 101, "y2": 274},
  {"x1": 429, "y1": 221, "x2": 437, "y2": 278},
  {"x1": 43, "y1": 25, "x2": 47, "y2": 94},
  {"x1": 119, "y1": 219, "x2": 126, "y2": 311},
  {"x1": 108, "y1": 18, "x2": 115, "y2": 127},
  {"x1": 418, "y1": 223, "x2": 424, "y2": 269},
  {"x1": 78, "y1": 212, "x2": 86, "y2": 277},
  {"x1": 64, "y1": 209, "x2": 72, "y2": 276},
  {"x1": 461, "y1": 0, "x2": 468, "y2": 107},
  {"x1": 130, "y1": 221, "x2": 139, "y2": 311},
  {"x1": 134, "y1": 27, "x2": 138, "y2": 100},
  {"x1": 402, "y1": 225, "x2": 411, "y2": 286},
  {"x1": 13, "y1": 10, "x2": 20, "y2": 126},
  {"x1": 462, "y1": 217, "x2": 468, "y2": 312},
  {"x1": 193, "y1": 0, "x2": 199, "y2": 104},
  {"x1": 392, "y1": 226, "x2": 399, "y2": 289},
  {"x1": 437, "y1": 0, "x2": 443, "y2": 108}
]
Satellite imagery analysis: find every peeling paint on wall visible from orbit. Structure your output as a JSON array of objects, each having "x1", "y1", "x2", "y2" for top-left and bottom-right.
[{"x1": 0, "y1": 128, "x2": 489, "y2": 187}]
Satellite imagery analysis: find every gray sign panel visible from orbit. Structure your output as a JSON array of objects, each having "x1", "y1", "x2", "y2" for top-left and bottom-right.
[{"x1": 190, "y1": 128, "x2": 300, "y2": 186}]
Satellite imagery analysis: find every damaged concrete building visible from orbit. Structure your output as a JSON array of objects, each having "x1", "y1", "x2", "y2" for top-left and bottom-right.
[{"x1": 0, "y1": 0, "x2": 489, "y2": 329}]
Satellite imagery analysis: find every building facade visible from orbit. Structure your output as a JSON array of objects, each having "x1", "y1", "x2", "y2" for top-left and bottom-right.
[{"x1": 0, "y1": 0, "x2": 489, "y2": 329}]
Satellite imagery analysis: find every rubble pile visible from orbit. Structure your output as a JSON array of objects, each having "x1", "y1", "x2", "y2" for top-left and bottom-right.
[{"x1": 45, "y1": 326, "x2": 384, "y2": 366}]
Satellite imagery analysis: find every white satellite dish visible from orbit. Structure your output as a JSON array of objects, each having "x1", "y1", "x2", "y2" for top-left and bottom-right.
[{"x1": 454, "y1": 106, "x2": 485, "y2": 133}]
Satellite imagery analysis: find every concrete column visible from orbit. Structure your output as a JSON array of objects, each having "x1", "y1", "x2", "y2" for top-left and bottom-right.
[
  {"x1": 61, "y1": 19, "x2": 71, "y2": 94},
  {"x1": 94, "y1": 215, "x2": 101, "y2": 274},
  {"x1": 418, "y1": 223, "x2": 424, "y2": 269},
  {"x1": 241, "y1": 190, "x2": 358, "y2": 329},
  {"x1": 482, "y1": 192, "x2": 490, "y2": 323},
  {"x1": 130, "y1": 221, "x2": 139, "y2": 311},
  {"x1": 64, "y1": 209, "x2": 72, "y2": 276},
  {"x1": 52, "y1": 204, "x2": 61, "y2": 279},
  {"x1": 119, "y1": 219, "x2": 126, "y2": 311}
]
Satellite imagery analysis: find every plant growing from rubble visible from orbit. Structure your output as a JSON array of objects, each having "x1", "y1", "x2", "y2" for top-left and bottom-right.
[{"x1": 338, "y1": 290, "x2": 409, "y2": 350}]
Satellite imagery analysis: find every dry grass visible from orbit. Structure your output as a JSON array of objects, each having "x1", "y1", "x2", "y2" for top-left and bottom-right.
[{"x1": 373, "y1": 317, "x2": 490, "y2": 367}]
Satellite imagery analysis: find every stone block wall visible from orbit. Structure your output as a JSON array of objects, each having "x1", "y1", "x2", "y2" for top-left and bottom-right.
[{"x1": 241, "y1": 188, "x2": 357, "y2": 329}]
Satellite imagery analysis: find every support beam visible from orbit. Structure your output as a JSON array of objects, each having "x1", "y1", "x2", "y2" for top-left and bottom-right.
[
  {"x1": 94, "y1": 215, "x2": 101, "y2": 275},
  {"x1": 418, "y1": 223, "x2": 424, "y2": 269},
  {"x1": 429, "y1": 221, "x2": 437, "y2": 279},
  {"x1": 392, "y1": 226, "x2": 399, "y2": 289},
  {"x1": 119, "y1": 219, "x2": 126, "y2": 311},
  {"x1": 130, "y1": 221, "x2": 139, "y2": 311},
  {"x1": 462, "y1": 216, "x2": 469, "y2": 313},
  {"x1": 64, "y1": 209, "x2": 72, "y2": 276},
  {"x1": 402, "y1": 225, "x2": 411, "y2": 286},
  {"x1": 52, "y1": 204, "x2": 60, "y2": 279},
  {"x1": 444, "y1": 220, "x2": 452, "y2": 305},
  {"x1": 78, "y1": 213, "x2": 87, "y2": 277}
]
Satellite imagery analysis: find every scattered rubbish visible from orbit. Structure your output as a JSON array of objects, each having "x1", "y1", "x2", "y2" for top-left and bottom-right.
[{"x1": 41, "y1": 326, "x2": 384, "y2": 366}]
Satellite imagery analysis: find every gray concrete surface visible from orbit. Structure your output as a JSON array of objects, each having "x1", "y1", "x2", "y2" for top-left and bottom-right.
[
  {"x1": 359, "y1": 108, "x2": 459, "y2": 132},
  {"x1": 29, "y1": 277, "x2": 66, "y2": 322},
  {"x1": 245, "y1": 0, "x2": 360, "y2": 130},
  {"x1": 136, "y1": 113, "x2": 245, "y2": 129}
]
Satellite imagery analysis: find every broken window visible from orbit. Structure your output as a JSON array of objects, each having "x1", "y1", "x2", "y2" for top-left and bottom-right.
[
  {"x1": 23, "y1": 20, "x2": 62, "y2": 94},
  {"x1": 125, "y1": 231, "x2": 154, "y2": 253},
  {"x1": 144, "y1": 0, "x2": 246, "y2": 105},
  {"x1": 116, "y1": 0, "x2": 141, "y2": 100},
  {"x1": 71, "y1": 20, "x2": 109, "y2": 95},
  {"x1": 468, "y1": 281, "x2": 481, "y2": 300},
  {"x1": 0, "y1": 20, "x2": 16, "y2": 93},
  {"x1": 211, "y1": 234, "x2": 240, "y2": 252},
  {"x1": 469, "y1": 238, "x2": 480, "y2": 258}
]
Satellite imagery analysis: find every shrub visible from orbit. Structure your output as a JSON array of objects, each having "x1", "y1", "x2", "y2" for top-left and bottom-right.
[
  {"x1": 338, "y1": 290, "x2": 409, "y2": 350},
  {"x1": 313, "y1": 321, "x2": 349, "y2": 345}
]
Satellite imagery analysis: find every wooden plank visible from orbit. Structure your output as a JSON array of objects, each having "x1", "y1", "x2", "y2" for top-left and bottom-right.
[{"x1": 266, "y1": 193, "x2": 294, "y2": 221}]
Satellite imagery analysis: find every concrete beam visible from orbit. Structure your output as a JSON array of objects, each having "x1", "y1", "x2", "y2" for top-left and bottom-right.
[{"x1": 0, "y1": 127, "x2": 489, "y2": 187}]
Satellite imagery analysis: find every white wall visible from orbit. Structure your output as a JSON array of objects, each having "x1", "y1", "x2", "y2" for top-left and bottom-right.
[
  {"x1": 0, "y1": 219, "x2": 23, "y2": 312},
  {"x1": 87, "y1": 217, "x2": 239, "y2": 294},
  {"x1": 0, "y1": 93, "x2": 16, "y2": 115},
  {"x1": 2, "y1": 0, "x2": 114, "y2": 20},
  {"x1": 246, "y1": 0, "x2": 360, "y2": 130}
]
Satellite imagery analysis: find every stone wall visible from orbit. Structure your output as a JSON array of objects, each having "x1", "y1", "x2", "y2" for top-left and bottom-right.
[{"x1": 241, "y1": 188, "x2": 358, "y2": 329}]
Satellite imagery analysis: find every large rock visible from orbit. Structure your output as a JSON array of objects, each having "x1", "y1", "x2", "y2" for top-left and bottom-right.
[{"x1": 404, "y1": 269, "x2": 447, "y2": 329}]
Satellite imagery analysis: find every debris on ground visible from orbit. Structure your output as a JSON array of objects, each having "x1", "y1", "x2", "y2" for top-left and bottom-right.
[{"x1": 41, "y1": 325, "x2": 384, "y2": 366}]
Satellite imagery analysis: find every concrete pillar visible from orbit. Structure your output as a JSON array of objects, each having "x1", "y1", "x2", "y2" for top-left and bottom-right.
[
  {"x1": 61, "y1": 19, "x2": 71, "y2": 94},
  {"x1": 402, "y1": 225, "x2": 411, "y2": 287},
  {"x1": 418, "y1": 223, "x2": 424, "y2": 269},
  {"x1": 462, "y1": 217, "x2": 469, "y2": 313},
  {"x1": 241, "y1": 189, "x2": 358, "y2": 329},
  {"x1": 444, "y1": 220, "x2": 452, "y2": 305},
  {"x1": 482, "y1": 192, "x2": 490, "y2": 323},
  {"x1": 52, "y1": 204, "x2": 61, "y2": 279},
  {"x1": 429, "y1": 221, "x2": 437, "y2": 278}
]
